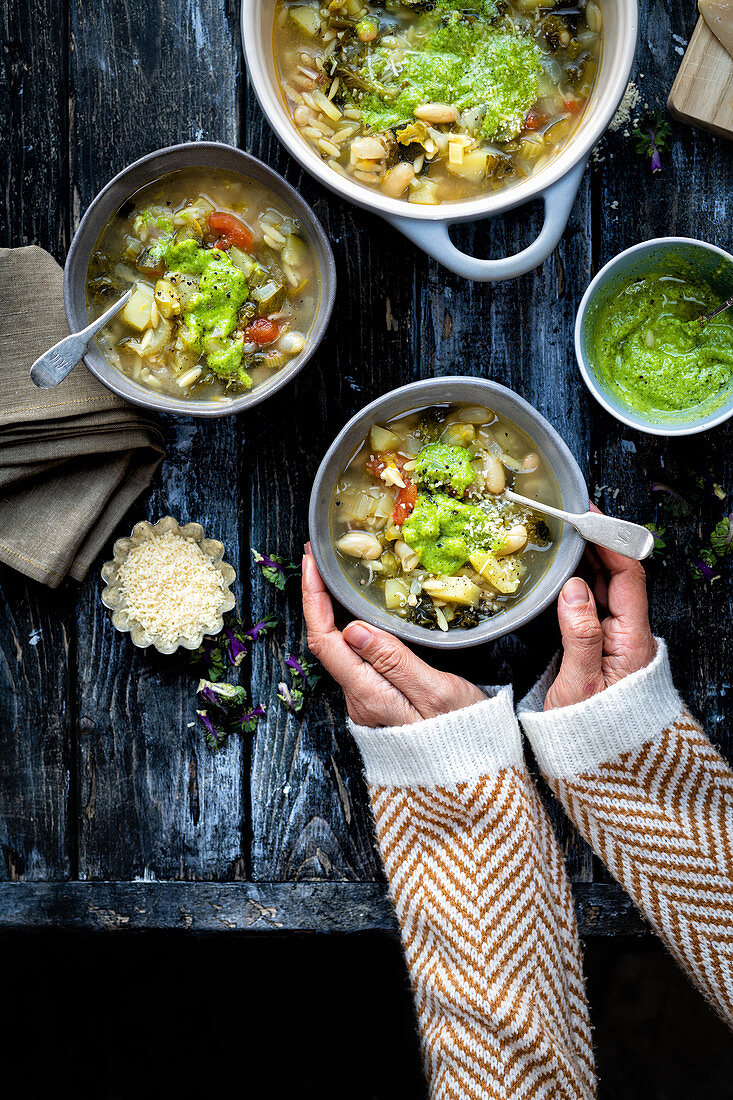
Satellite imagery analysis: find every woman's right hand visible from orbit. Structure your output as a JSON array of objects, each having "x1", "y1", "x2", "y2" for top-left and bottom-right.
[{"x1": 302, "y1": 545, "x2": 486, "y2": 728}]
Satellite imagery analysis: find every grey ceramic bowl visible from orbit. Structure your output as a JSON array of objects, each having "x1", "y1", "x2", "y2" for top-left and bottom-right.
[
  {"x1": 575, "y1": 237, "x2": 733, "y2": 436},
  {"x1": 308, "y1": 377, "x2": 588, "y2": 650},
  {"x1": 64, "y1": 142, "x2": 336, "y2": 418}
]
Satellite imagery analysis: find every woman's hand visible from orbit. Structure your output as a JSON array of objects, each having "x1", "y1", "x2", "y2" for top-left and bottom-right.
[
  {"x1": 302, "y1": 546, "x2": 486, "y2": 728},
  {"x1": 544, "y1": 508, "x2": 657, "y2": 711}
]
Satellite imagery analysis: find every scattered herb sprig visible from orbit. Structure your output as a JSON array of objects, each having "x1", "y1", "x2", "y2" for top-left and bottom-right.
[
  {"x1": 691, "y1": 514, "x2": 733, "y2": 583},
  {"x1": 252, "y1": 549, "x2": 301, "y2": 590},
  {"x1": 633, "y1": 111, "x2": 672, "y2": 174},
  {"x1": 190, "y1": 548, "x2": 320, "y2": 749},
  {"x1": 648, "y1": 467, "x2": 731, "y2": 583},
  {"x1": 278, "y1": 654, "x2": 321, "y2": 714},
  {"x1": 189, "y1": 612, "x2": 279, "y2": 681},
  {"x1": 196, "y1": 679, "x2": 267, "y2": 750}
]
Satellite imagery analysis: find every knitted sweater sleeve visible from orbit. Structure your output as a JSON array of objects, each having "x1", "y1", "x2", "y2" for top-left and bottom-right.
[
  {"x1": 349, "y1": 687, "x2": 597, "y2": 1100},
  {"x1": 518, "y1": 640, "x2": 733, "y2": 1029}
]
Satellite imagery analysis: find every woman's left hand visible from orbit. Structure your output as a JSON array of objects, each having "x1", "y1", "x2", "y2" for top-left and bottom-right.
[{"x1": 302, "y1": 546, "x2": 486, "y2": 728}]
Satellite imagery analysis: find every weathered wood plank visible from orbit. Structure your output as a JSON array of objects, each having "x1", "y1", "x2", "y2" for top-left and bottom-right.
[
  {"x1": 0, "y1": 880, "x2": 646, "y2": 935},
  {"x1": 0, "y1": 0, "x2": 69, "y2": 260},
  {"x1": 0, "y1": 0, "x2": 75, "y2": 881},
  {"x1": 244, "y1": 71, "x2": 422, "y2": 880},
  {"x1": 69, "y1": 0, "x2": 248, "y2": 880},
  {"x1": 590, "y1": 0, "x2": 733, "y2": 774}
]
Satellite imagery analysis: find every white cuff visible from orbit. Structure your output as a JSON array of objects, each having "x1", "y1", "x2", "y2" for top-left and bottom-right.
[
  {"x1": 518, "y1": 639, "x2": 684, "y2": 779},
  {"x1": 348, "y1": 685, "x2": 523, "y2": 788}
]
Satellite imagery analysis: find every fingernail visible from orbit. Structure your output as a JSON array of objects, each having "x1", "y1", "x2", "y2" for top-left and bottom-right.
[
  {"x1": 303, "y1": 541, "x2": 313, "y2": 555},
  {"x1": 344, "y1": 623, "x2": 370, "y2": 650},
  {"x1": 563, "y1": 578, "x2": 589, "y2": 605}
]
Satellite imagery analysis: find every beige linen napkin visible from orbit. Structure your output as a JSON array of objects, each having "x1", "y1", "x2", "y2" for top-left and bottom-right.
[{"x1": 0, "y1": 246, "x2": 165, "y2": 587}]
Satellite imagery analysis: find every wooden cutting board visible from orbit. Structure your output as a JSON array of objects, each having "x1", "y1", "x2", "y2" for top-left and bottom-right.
[{"x1": 668, "y1": 16, "x2": 733, "y2": 138}]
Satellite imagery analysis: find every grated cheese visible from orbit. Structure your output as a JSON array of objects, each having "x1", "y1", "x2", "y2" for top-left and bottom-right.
[
  {"x1": 609, "y1": 81, "x2": 641, "y2": 132},
  {"x1": 118, "y1": 531, "x2": 226, "y2": 644}
]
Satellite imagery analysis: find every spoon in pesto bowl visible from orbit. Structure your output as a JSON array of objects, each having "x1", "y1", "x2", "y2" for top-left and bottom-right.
[
  {"x1": 30, "y1": 288, "x2": 133, "y2": 388},
  {"x1": 504, "y1": 488, "x2": 655, "y2": 561}
]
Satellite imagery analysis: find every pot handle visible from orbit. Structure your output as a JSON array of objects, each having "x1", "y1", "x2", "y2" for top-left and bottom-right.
[{"x1": 382, "y1": 158, "x2": 588, "y2": 283}]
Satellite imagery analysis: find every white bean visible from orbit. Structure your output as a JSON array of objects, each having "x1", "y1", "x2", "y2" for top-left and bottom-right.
[
  {"x1": 484, "y1": 453, "x2": 506, "y2": 495},
  {"x1": 381, "y1": 162, "x2": 415, "y2": 198},
  {"x1": 521, "y1": 452, "x2": 540, "y2": 473},
  {"x1": 496, "y1": 525, "x2": 528, "y2": 557},
  {"x1": 351, "y1": 136, "x2": 386, "y2": 160},
  {"x1": 453, "y1": 405, "x2": 494, "y2": 424},
  {"x1": 414, "y1": 103, "x2": 458, "y2": 124},
  {"x1": 279, "y1": 331, "x2": 306, "y2": 355},
  {"x1": 336, "y1": 531, "x2": 382, "y2": 560}
]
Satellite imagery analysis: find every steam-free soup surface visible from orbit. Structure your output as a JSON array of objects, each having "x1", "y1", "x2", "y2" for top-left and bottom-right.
[
  {"x1": 86, "y1": 168, "x2": 318, "y2": 402},
  {"x1": 274, "y1": 0, "x2": 601, "y2": 205},
  {"x1": 331, "y1": 403, "x2": 559, "y2": 631}
]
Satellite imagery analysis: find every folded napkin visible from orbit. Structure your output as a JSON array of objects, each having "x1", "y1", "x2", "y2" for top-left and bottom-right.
[{"x1": 0, "y1": 246, "x2": 165, "y2": 587}]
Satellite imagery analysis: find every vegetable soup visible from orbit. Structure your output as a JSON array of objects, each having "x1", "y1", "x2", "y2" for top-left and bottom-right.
[
  {"x1": 274, "y1": 0, "x2": 601, "y2": 205},
  {"x1": 86, "y1": 168, "x2": 318, "y2": 401},
  {"x1": 331, "y1": 403, "x2": 558, "y2": 630}
]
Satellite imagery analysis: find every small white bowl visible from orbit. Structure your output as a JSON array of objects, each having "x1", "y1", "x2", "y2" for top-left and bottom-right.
[
  {"x1": 575, "y1": 237, "x2": 733, "y2": 436},
  {"x1": 101, "y1": 516, "x2": 237, "y2": 654}
]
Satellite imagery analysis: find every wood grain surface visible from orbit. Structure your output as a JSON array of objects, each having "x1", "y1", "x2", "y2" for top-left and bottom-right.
[{"x1": 1, "y1": 0, "x2": 732, "y2": 930}]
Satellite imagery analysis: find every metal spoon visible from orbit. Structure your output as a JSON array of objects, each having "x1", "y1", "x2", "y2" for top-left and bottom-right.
[
  {"x1": 696, "y1": 292, "x2": 733, "y2": 327},
  {"x1": 680, "y1": 293, "x2": 733, "y2": 351},
  {"x1": 30, "y1": 289, "x2": 133, "y2": 388},
  {"x1": 504, "y1": 488, "x2": 655, "y2": 561}
]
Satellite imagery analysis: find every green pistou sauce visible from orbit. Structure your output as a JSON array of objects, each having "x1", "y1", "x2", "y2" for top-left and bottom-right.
[{"x1": 592, "y1": 271, "x2": 733, "y2": 419}]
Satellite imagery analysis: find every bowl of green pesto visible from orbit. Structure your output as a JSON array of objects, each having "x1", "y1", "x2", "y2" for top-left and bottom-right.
[
  {"x1": 576, "y1": 238, "x2": 733, "y2": 436},
  {"x1": 64, "y1": 142, "x2": 336, "y2": 417},
  {"x1": 309, "y1": 377, "x2": 587, "y2": 649}
]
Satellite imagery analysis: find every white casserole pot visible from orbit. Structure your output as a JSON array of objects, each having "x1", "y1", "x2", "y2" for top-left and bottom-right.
[{"x1": 243, "y1": 0, "x2": 638, "y2": 282}]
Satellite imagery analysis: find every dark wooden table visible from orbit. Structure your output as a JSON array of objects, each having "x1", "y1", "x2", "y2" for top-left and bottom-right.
[{"x1": 1, "y1": 0, "x2": 731, "y2": 936}]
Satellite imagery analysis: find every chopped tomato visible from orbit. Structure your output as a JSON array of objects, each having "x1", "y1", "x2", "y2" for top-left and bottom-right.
[
  {"x1": 243, "y1": 318, "x2": 280, "y2": 345},
  {"x1": 392, "y1": 481, "x2": 417, "y2": 526},
  {"x1": 208, "y1": 211, "x2": 255, "y2": 251},
  {"x1": 524, "y1": 108, "x2": 548, "y2": 131},
  {"x1": 365, "y1": 451, "x2": 407, "y2": 479},
  {"x1": 563, "y1": 98, "x2": 580, "y2": 113}
]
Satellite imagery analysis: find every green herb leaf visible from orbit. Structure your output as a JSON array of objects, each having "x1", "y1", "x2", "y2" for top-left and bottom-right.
[
  {"x1": 252, "y1": 549, "x2": 301, "y2": 590},
  {"x1": 278, "y1": 653, "x2": 321, "y2": 714}
]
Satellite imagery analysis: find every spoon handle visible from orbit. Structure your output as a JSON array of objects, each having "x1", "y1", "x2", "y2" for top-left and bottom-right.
[
  {"x1": 698, "y1": 292, "x2": 733, "y2": 325},
  {"x1": 30, "y1": 289, "x2": 133, "y2": 389},
  {"x1": 505, "y1": 489, "x2": 655, "y2": 561}
]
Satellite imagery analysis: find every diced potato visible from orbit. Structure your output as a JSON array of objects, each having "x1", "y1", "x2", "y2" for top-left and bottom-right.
[
  {"x1": 122, "y1": 283, "x2": 155, "y2": 331},
  {"x1": 468, "y1": 552, "x2": 523, "y2": 595},
  {"x1": 154, "y1": 279, "x2": 181, "y2": 318},
  {"x1": 228, "y1": 247, "x2": 256, "y2": 277},
  {"x1": 384, "y1": 578, "x2": 411, "y2": 610},
  {"x1": 169, "y1": 274, "x2": 199, "y2": 308},
  {"x1": 408, "y1": 179, "x2": 440, "y2": 205},
  {"x1": 289, "y1": 4, "x2": 321, "y2": 36},
  {"x1": 421, "y1": 576, "x2": 481, "y2": 607},
  {"x1": 370, "y1": 424, "x2": 401, "y2": 452},
  {"x1": 447, "y1": 150, "x2": 487, "y2": 183}
]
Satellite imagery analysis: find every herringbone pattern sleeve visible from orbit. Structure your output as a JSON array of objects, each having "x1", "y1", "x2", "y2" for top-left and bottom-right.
[
  {"x1": 350, "y1": 688, "x2": 596, "y2": 1100},
  {"x1": 519, "y1": 641, "x2": 733, "y2": 1029}
]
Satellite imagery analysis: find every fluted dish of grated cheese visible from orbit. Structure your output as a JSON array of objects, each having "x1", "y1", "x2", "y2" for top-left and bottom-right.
[{"x1": 117, "y1": 530, "x2": 226, "y2": 644}]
